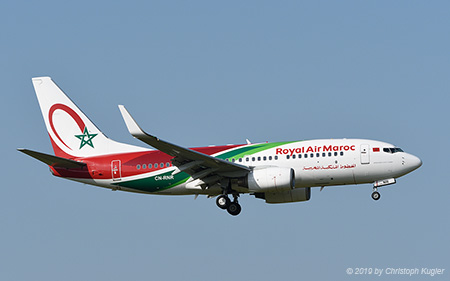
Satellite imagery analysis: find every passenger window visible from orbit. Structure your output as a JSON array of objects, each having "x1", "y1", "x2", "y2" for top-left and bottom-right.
[
  {"x1": 269, "y1": 156, "x2": 272, "y2": 160},
  {"x1": 340, "y1": 151, "x2": 344, "y2": 156},
  {"x1": 257, "y1": 157, "x2": 261, "y2": 161},
  {"x1": 166, "y1": 162, "x2": 170, "y2": 167},
  {"x1": 322, "y1": 153, "x2": 326, "y2": 157},
  {"x1": 160, "y1": 163, "x2": 164, "y2": 168},
  {"x1": 292, "y1": 155, "x2": 296, "y2": 159},
  {"x1": 252, "y1": 157, "x2": 256, "y2": 161},
  {"x1": 316, "y1": 153, "x2": 319, "y2": 157},
  {"x1": 263, "y1": 156, "x2": 267, "y2": 161},
  {"x1": 334, "y1": 152, "x2": 338, "y2": 156},
  {"x1": 239, "y1": 158, "x2": 242, "y2": 162},
  {"x1": 232, "y1": 158, "x2": 235, "y2": 163},
  {"x1": 310, "y1": 153, "x2": 314, "y2": 158},
  {"x1": 328, "y1": 152, "x2": 332, "y2": 157},
  {"x1": 286, "y1": 155, "x2": 290, "y2": 159},
  {"x1": 304, "y1": 154, "x2": 308, "y2": 158},
  {"x1": 246, "y1": 157, "x2": 249, "y2": 162},
  {"x1": 136, "y1": 164, "x2": 141, "y2": 170},
  {"x1": 274, "y1": 156, "x2": 278, "y2": 160},
  {"x1": 142, "y1": 164, "x2": 146, "y2": 169},
  {"x1": 148, "y1": 164, "x2": 152, "y2": 169}
]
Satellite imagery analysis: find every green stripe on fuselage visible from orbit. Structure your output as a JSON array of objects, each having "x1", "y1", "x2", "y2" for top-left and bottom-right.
[
  {"x1": 112, "y1": 141, "x2": 300, "y2": 193},
  {"x1": 113, "y1": 171, "x2": 190, "y2": 193}
]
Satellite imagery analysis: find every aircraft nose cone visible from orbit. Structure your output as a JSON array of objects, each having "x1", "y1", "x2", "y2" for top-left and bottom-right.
[{"x1": 406, "y1": 154, "x2": 422, "y2": 172}]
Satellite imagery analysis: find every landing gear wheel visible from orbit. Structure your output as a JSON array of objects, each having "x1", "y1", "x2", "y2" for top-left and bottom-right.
[
  {"x1": 371, "y1": 191, "x2": 381, "y2": 201},
  {"x1": 216, "y1": 195, "x2": 231, "y2": 209},
  {"x1": 227, "y1": 202, "x2": 242, "y2": 216}
]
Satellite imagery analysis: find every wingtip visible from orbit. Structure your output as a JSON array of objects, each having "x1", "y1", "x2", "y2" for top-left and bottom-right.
[
  {"x1": 118, "y1": 105, "x2": 146, "y2": 137},
  {"x1": 31, "y1": 77, "x2": 52, "y2": 85}
]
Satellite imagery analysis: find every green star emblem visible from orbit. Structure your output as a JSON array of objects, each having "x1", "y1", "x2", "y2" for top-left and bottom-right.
[{"x1": 75, "y1": 127, "x2": 98, "y2": 149}]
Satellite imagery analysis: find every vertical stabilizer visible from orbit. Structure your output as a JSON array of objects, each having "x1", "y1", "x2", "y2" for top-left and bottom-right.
[{"x1": 32, "y1": 77, "x2": 145, "y2": 158}]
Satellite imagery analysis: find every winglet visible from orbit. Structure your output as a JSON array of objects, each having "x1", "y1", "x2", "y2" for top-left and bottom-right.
[
  {"x1": 118, "y1": 105, "x2": 175, "y2": 152},
  {"x1": 118, "y1": 105, "x2": 146, "y2": 137},
  {"x1": 117, "y1": 105, "x2": 250, "y2": 173}
]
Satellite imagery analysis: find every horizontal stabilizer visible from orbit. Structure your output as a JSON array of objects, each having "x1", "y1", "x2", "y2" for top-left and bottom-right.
[{"x1": 18, "y1": 149, "x2": 86, "y2": 169}]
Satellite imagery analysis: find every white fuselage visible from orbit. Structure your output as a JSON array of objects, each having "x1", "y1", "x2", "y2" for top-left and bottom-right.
[{"x1": 144, "y1": 139, "x2": 422, "y2": 195}]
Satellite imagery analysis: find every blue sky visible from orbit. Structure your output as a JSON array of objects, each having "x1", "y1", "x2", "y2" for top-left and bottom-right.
[{"x1": 1, "y1": 1, "x2": 449, "y2": 280}]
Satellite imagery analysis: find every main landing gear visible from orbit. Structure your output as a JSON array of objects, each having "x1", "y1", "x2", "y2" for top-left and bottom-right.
[
  {"x1": 371, "y1": 187, "x2": 381, "y2": 201},
  {"x1": 216, "y1": 194, "x2": 241, "y2": 216}
]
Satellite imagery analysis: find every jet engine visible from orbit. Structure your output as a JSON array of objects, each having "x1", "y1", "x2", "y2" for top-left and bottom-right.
[{"x1": 239, "y1": 166, "x2": 295, "y2": 192}]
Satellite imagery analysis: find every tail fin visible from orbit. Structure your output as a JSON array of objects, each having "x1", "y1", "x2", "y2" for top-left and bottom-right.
[{"x1": 32, "y1": 77, "x2": 145, "y2": 158}]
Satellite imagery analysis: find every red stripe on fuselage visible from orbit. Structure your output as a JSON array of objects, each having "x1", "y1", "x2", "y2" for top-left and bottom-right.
[{"x1": 51, "y1": 144, "x2": 245, "y2": 180}]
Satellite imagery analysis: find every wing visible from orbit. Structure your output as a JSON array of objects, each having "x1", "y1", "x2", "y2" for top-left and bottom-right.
[{"x1": 118, "y1": 105, "x2": 250, "y2": 189}]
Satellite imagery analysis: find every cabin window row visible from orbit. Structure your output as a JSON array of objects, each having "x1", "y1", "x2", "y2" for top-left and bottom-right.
[
  {"x1": 136, "y1": 162, "x2": 172, "y2": 170},
  {"x1": 226, "y1": 156, "x2": 279, "y2": 163},
  {"x1": 287, "y1": 151, "x2": 344, "y2": 159},
  {"x1": 225, "y1": 151, "x2": 345, "y2": 163}
]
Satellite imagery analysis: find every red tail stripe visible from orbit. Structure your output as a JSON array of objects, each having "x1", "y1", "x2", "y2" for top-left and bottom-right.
[{"x1": 48, "y1": 104, "x2": 86, "y2": 150}]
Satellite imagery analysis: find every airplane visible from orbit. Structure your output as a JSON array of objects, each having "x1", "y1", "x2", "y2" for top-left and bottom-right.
[{"x1": 18, "y1": 77, "x2": 422, "y2": 216}]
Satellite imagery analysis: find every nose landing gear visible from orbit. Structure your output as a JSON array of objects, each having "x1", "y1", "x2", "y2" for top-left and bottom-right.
[
  {"x1": 371, "y1": 187, "x2": 381, "y2": 201},
  {"x1": 371, "y1": 178, "x2": 396, "y2": 200}
]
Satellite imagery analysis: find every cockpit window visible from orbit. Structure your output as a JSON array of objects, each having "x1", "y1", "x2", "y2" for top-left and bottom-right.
[{"x1": 383, "y1": 147, "x2": 404, "y2": 154}]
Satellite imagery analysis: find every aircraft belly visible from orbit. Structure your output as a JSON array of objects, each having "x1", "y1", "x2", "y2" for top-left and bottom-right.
[{"x1": 152, "y1": 183, "x2": 222, "y2": 195}]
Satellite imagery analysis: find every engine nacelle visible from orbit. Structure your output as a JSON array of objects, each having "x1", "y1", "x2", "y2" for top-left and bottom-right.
[
  {"x1": 245, "y1": 166, "x2": 295, "y2": 192},
  {"x1": 255, "y1": 187, "x2": 311, "y2": 204}
]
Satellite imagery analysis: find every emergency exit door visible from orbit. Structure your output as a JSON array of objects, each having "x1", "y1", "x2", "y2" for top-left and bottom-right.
[{"x1": 111, "y1": 160, "x2": 122, "y2": 181}]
